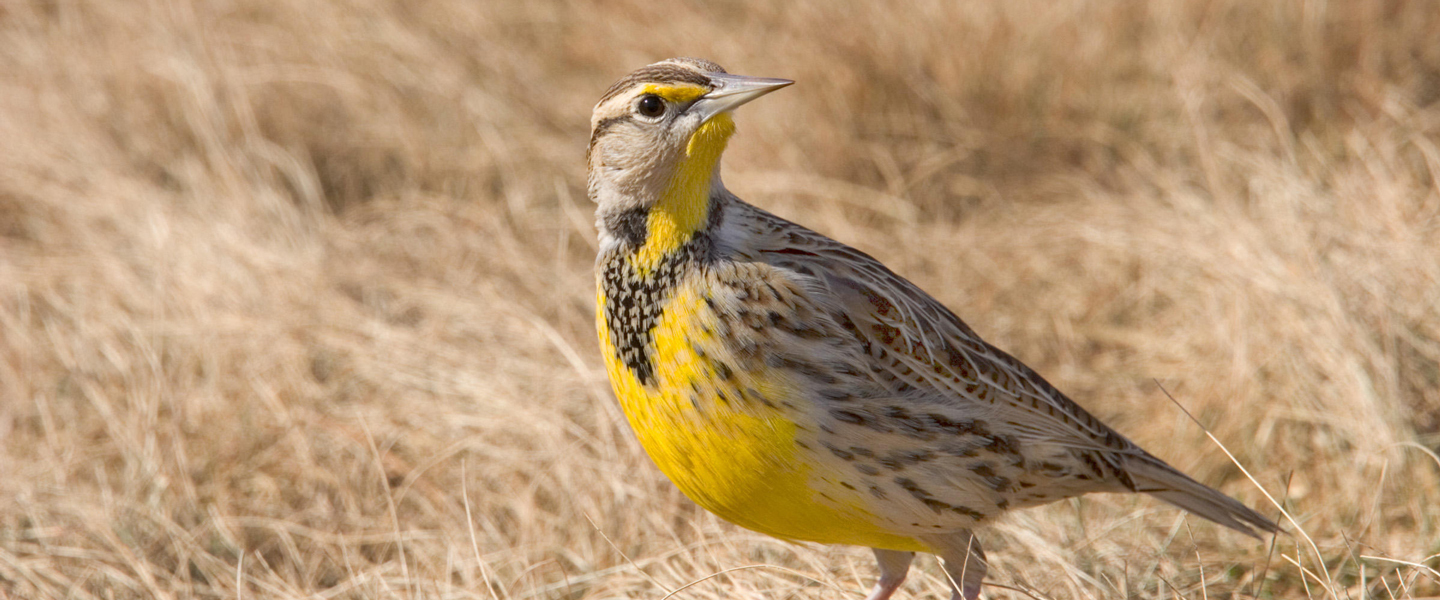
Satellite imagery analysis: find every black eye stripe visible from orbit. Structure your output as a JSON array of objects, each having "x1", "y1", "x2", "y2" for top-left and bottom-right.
[
  {"x1": 593, "y1": 115, "x2": 630, "y2": 137},
  {"x1": 586, "y1": 90, "x2": 675, "y2": 153},
  {"x1": 587, "y1": 115, "x2": 632, "y2": 154}
]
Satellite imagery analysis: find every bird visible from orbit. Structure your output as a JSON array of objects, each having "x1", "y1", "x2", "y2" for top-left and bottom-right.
[{"x1": 587, "y1": 57, "x2": 1279, "y2": 600}]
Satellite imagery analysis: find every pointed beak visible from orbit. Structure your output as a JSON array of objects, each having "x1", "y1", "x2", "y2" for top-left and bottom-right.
[{"x1": 691, "y1": 72, "x2": 794, "y2": 122}]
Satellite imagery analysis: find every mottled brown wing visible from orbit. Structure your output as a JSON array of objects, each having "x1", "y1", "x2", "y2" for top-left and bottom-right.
[
  {"x1": 729, "y1": 201, "x2": 1280, "y2": 538},
  {"x1": 740, "y1": 206, "x2": 1142, "y2": 457}
]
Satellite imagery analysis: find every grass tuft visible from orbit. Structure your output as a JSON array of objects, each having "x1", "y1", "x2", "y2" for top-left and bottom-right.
[{"x1": 2, "y1": 1, "x2": 1437, "y2": 598}]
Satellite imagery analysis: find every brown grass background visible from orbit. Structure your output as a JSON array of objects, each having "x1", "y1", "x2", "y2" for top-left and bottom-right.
[{"x1": 2, "y1": 1, "x2": 1439, "y2": 598}]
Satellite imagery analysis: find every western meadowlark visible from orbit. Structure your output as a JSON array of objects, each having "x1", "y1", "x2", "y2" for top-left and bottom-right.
[{"x1": 588, "y1": 57, "x2": 1279, "y2": 600}]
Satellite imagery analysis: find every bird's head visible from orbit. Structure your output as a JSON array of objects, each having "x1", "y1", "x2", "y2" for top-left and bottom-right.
[{"x1": 586, "y1": 58, "x2": 792, "y2": 222}]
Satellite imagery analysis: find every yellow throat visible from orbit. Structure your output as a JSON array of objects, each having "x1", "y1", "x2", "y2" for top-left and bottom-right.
[
  {"x1": 595, "y1": 108, "x2": 928, "y2": 552},
  {"x1": 631, "y1": 112, "x2": 735, "y2": 274}
]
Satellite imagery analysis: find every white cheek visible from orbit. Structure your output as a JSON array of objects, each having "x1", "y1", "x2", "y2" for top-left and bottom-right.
[{"x1": 673, "y1": 114, "x2": 704, "y2": 139}]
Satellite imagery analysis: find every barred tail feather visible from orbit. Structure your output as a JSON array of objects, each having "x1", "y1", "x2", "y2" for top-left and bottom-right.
[{"x1": 1125, "y1": 456, "x2": 1281, "y2": 539}]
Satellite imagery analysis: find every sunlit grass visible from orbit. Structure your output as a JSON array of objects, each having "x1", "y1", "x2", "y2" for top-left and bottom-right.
[{"x1": 1, "y1": 1, "x2": 1437, "y2": 598}]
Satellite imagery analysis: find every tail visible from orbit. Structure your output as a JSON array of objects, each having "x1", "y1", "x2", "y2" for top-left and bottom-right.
[{"x1": 1124, "y1": 455, "x2": 1281, "y2": 539}]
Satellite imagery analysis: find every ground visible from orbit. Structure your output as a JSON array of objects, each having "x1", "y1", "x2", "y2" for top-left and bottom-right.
[{"x1": 1, "y1": 1, "x2": 1438, "y2": 598}]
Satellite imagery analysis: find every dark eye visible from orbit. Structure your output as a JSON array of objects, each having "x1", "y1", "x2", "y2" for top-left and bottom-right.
[{"x1": 636, "y1": 94, "x2": 666, "y2": 118}]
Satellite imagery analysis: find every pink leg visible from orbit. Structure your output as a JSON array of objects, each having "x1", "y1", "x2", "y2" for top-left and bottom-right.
[
  {"x1": 864, "y1": 548, "x2": 914, "y2": 600},
  {"x1": 918, "y1": 530, "x2": 987, "y2": 600}
]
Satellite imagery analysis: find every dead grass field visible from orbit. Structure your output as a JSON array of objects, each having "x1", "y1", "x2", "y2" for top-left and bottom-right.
[{"x1": 2, "y1": 1, "x2": 1439, "y2": 598}]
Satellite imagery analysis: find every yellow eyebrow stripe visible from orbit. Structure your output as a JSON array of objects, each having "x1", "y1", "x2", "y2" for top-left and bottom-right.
[{"x1": 641, "y1": 83, "x2": 707, "y2": 103}]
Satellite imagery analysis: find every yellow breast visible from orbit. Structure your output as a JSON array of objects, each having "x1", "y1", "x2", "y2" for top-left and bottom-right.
[{"x1": 596, "y1": 275, "x2": 928, "y2": 552}]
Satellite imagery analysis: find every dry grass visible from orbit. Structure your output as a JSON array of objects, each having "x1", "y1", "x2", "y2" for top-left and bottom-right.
[{"x1": 2, "y1": 0, "x2": 1438, "y2": 598}]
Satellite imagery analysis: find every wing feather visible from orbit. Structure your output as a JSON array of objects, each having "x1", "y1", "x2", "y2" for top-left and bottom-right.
[
  {"x1": 719, "y1": 198, "x2": 1279, "y2": 537},
  {"x1": 738, "y1": 205, "x2": 1138, "y2": 455}
]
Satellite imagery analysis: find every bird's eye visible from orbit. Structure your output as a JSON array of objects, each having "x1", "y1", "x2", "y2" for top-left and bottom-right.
[{"x1": 636, "y1": 95, "x2": 666, "y2": 118}]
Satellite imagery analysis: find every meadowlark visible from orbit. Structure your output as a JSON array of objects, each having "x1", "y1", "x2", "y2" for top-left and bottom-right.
[{"x1": 588, "y1": 57, "x2": 1279, "y2": 600}]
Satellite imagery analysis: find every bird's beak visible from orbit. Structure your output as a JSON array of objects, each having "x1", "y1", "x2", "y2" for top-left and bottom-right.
[{"x1": 691, "y1": 72, "x2": 794, "y2": 123}]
